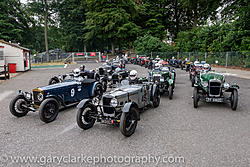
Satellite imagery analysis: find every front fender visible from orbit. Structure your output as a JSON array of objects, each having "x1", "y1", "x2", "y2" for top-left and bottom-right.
[
  {"x1": 152, "y1": 84, "x2": 158, "y2": 96},
  {"x1": 122, "y1": 102, "x2": 140, "y2": 120},
  {"x1": 77, "y1": 99, "x2": 92, "y2": 109},
  {"x1": 45, "y1": 95, "x2": 62, "y2": 105},
  {"x1": 90, "y1": 82, "x2": 100, "y2": 97}
]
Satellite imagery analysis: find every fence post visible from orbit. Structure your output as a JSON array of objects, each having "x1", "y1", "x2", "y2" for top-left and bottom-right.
[
  {"x1": 72, "y1": 53, "x2": 75, "y2": 63},
  {"x1": 151, "y1": 52, "x2": 152, "y2": 58},
  {"x1": 226, "y1": 52, "x2": 228, "y2": 67}
]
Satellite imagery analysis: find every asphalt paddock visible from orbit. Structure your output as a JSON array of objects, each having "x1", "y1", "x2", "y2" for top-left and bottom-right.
[{"x1": 0, "y1": 63, "x2": 250, "y2": 167}]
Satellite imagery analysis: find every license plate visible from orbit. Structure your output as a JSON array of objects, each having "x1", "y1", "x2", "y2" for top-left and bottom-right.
[{"x1": 206, "y1": 98, "x2": 224, "y2": 102}]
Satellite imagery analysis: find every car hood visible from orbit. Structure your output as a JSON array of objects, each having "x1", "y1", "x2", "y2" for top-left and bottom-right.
[
  {"x1": 104, "y1": 85, "x2": 141, "y2": 98},
  {"x1": 37, "y1": 81, "x2": 79, "y2": 91},
  {"x1": 201, "y1": 72, "x2": 225, "y2": 82}
]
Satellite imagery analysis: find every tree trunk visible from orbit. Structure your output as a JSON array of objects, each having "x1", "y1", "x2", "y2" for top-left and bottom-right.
[
  {"x1": 111, "y1": 41, "x2": 115, "y2": 56},
  {"x1": 84, "y1": 44, "x2": 86, "y2": 53},
  {"x1": 193, "y1": 5, "x2": 198, "y2": 28},
  {"x1": 174, "y1": 0, "x2": 179, "y2": 38},
  {"x1": 44, "y1": 0, "x2": 49, "y2": 62}
]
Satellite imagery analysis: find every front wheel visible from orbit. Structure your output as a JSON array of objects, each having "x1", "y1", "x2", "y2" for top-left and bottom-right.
[
  {"x1": 169, "y1": 85, "x2": 174, "y2": 100},
  {"x1": 231, "y1": 89, "x2": 238, "y2": 110},
  {"x1": 76, "y1": 103, "x2": 97, "y2": 130},
  {"x1": 193, "y1": 87, "x2": 199, "y2": 108},
  {"x1": 120, "y1": 107, "x2": 138, "y2": 137},
  {"x1": 152, "y1": 87, "x2": 160, "y2": 108},
  {"x1": 9, "y1": 95, "x2": 29, "y2": 117},
  {"x1": 39, "y1": 98, "x2": 59, "y2": 123}
]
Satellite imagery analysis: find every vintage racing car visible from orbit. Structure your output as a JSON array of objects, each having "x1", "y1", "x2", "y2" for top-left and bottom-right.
[
  {"x1": 9, "y1": 79, "x2": 103, "y2": 123},
  {"x1": 193, "y1": 71, "x2": 239, "y2": 110},
  {"x1": 148, "y1": 67, "x2": 176, "y2": 99},
  {"x1": 76, "y1": 80, "x2": 160, "y2": 137}
]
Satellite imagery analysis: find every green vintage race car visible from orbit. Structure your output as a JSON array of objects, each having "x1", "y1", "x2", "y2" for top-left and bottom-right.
[
  {"x1": 193, "y1": 71, "x2": 239, "y2": 110},
  {"x1": 148, "y1": 67, "x2": 176, "y2": 99}
]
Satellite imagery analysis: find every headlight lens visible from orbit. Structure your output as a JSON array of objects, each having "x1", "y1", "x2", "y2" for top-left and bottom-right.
[
  {"x1": 108, "y1": 76, "x2": 112, "y2": 79},
  {"x1": 201, "y1": 81, "x2": 208, "y2": 87},
  {"x1": 110, "y1": 98, "x2": 118, "y2": 107},
  {"x1": 92, "y1": 97, "x2": 100, "y2": 105},
  {"x1": 224, "y1": 82, "x2": 230, "y2": 89},
  {"x1": 25, "y1": 92, "x2": 32, "y2": 100},
  {"x1": 37, "y1": 93, "x2": 44, "y2": 101}
]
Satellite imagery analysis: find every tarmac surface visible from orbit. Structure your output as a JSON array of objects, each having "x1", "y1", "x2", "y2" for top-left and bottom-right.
[{"x1": 0, "y1": 62, "x2": 250, "y2": 167}]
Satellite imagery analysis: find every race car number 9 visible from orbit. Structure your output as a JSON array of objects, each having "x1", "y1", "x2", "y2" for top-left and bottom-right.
[{"x1": 71, "y1": 88, "x2": 75, "y2": 97}]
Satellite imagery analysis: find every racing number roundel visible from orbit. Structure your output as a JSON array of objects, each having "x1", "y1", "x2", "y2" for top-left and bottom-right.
[{"x1": 71, "y1": 88, "x2": 75, "y2": 97}]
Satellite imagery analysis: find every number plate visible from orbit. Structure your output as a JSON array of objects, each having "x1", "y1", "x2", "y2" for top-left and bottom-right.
[{"x1": 205, "y1": 98, "x2": 224, "y2": 102}]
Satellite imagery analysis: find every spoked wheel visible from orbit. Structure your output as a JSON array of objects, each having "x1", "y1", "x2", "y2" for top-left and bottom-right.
[
  {"x1": 193, "y1": 87, "x2": 199, "y2": 108},
  {"x1": 9, "y1": 95, "x2": 29, "y2": 117},
  {"x1": 76, "y1": 103, "x2": 97, "y2": 130},
  {"x1": 39, "y1": 98, "x2": 59, "y2": 123},
  {"x1": 120, "y1": 107, "x2": 138, "y2": 137},
  {"x1": 49, "y1": 77, "x2": 60, "y2": 85},
  {"x1": 231, "y1": 89, "x2": 238, "y2": 111},
  {"x1": 93, "y1": 83, "x2": 103, "y2": 97},
  {"x1": 169, "y1": 85, "x2": 174, "y2": 100},
  {"x1": 153, "y1": 87, "x2": 160, "y2": 108},
  {"x1": 101, "y1": 80, "x2": 108, "y2": 92}
]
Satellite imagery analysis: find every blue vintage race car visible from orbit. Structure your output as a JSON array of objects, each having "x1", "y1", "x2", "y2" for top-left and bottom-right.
[{"x1": 9, "y1": 79, "x2": 103, "y2": 123}]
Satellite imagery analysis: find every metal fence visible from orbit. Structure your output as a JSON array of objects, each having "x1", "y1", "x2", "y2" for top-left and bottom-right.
[{"x1": 136, "y1": 51, "x2": 250, "y2": 68}]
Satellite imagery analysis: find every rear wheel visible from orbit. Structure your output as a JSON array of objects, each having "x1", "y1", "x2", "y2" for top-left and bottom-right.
[
  {"x1": 9, "y1": 95, "x2": 29, "y2": 117},
  {"x1": 76, "y1": 103, "x2": 96, "y2": 130},
  {"x1": 101, "y1": 80, "x2": 107, "y2": 92},
  {"x1": 231, "y1": 89, "x2": 238, "y2": 111},
  {"x1": 39, "y1": 98, "x2": 59, "y2": 123},
  {"x1": 120, "y1": 107, "x2": 138, "y2": 137},
  {"x1": 93, "y1": 83, "x2": 103, "y2": 97},
  {"x1": 193, "y1": 87, "x2": 199, "y2": 108},
  {"x1": 49, "y1": 77, "x2": 59, "y2": 85}
]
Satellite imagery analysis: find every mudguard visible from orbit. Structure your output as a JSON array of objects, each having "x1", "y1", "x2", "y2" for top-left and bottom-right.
[
  {"x1": 225, "y1": 84, "x2": 240, "y2": 92},
  {"x1": 152, "y1": 84, "x2": 158, "y2": 96},
  {"x1": 77, "y1": 99, "x2": 92, "y2": 109},
  {"x1": 45, "y1": 95, "x2": 63, "y2": 105},
  {"x1": 90, "y1": 81, "x2": 100, "y2": 97},
  {"x1": 122, "y1": 102, "x2": 140, "y2": 120}
]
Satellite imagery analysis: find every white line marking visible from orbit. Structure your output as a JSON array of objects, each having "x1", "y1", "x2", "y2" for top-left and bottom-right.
[
  {"x1": 58, "y1": 123, "x2": 77, "y2": 135},
  {"x1": 64, "y1": 64, "x2": 68, "y2": 68},
  {"x1": 0, "y1": 91, "x2": 14, "y2": 102}
]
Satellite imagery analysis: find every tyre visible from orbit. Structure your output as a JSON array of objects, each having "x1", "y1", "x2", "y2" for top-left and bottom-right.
[
  {"x1": 9, "y1": 95, "x2": 29, "y2": 117},
  {"x1": 76, "y1": 103, "x2": 96, "y2": 130},
  {"x1": 39, "y1": 98, "x2": 59, "y2": 123},
  {"x1": 152, "y1": 87, "x2": 160, "y2": 108},
  {"x1": 181, "y1": 65, "x2": 183, "y2": 70},
  {"x1": 193, "y1": 87, "x2": 199, "y2": 108},
  {"x1": 191, "y1": 77, "x2": 195, "y2": 87},
  {"x1": 49, "y1": 77, "x2": 60, "y2": 85},
  {"x1": 93, "y1": 83, "x2": 103, "y2": 97},
  {"x1": 231, "y1": 89, "x2": 238, "y2": 110},
  {"x1": 169, "y1": 85, "x2": 174, "y2": 100},
  {"x1": 101, "y1": 80, "x2": 107, "y2": 92},
  {"x1": 120, "y1": 107, "x2": 138, "y2": 137}
]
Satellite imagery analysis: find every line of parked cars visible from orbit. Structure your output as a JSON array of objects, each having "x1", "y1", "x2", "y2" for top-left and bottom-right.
[{"x1": 9, "y1": 55, "x2": 240, "y2": 137}]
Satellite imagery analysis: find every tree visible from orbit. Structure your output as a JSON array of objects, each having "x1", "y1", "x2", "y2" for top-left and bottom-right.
[{"x1": 84, "y1": 0, "x2": 139, "y2": 55}]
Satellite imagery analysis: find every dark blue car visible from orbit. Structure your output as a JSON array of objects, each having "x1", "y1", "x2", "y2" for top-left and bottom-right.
[{"x1": 9, "y1": 79, "x2": 103, "y2": 123}]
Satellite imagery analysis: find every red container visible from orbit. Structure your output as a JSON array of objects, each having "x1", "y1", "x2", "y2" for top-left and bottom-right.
[{"x1": 9, "y1": 63, "x2": 16, "y2": 73}]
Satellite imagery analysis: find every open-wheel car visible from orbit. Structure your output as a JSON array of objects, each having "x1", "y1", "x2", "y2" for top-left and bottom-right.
[
  {"x1": 193, "y1": 71, "x2": 239, "y2": 110},
  {"x1": 76, "y1": 80, "x2": 160, "y2": 137},
  {"x1": 148, "y1": 66, "x2": 176, "y2": 99},
  {"x1": 9, "y1": 79, "x2": 103, "y2": 123}
]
